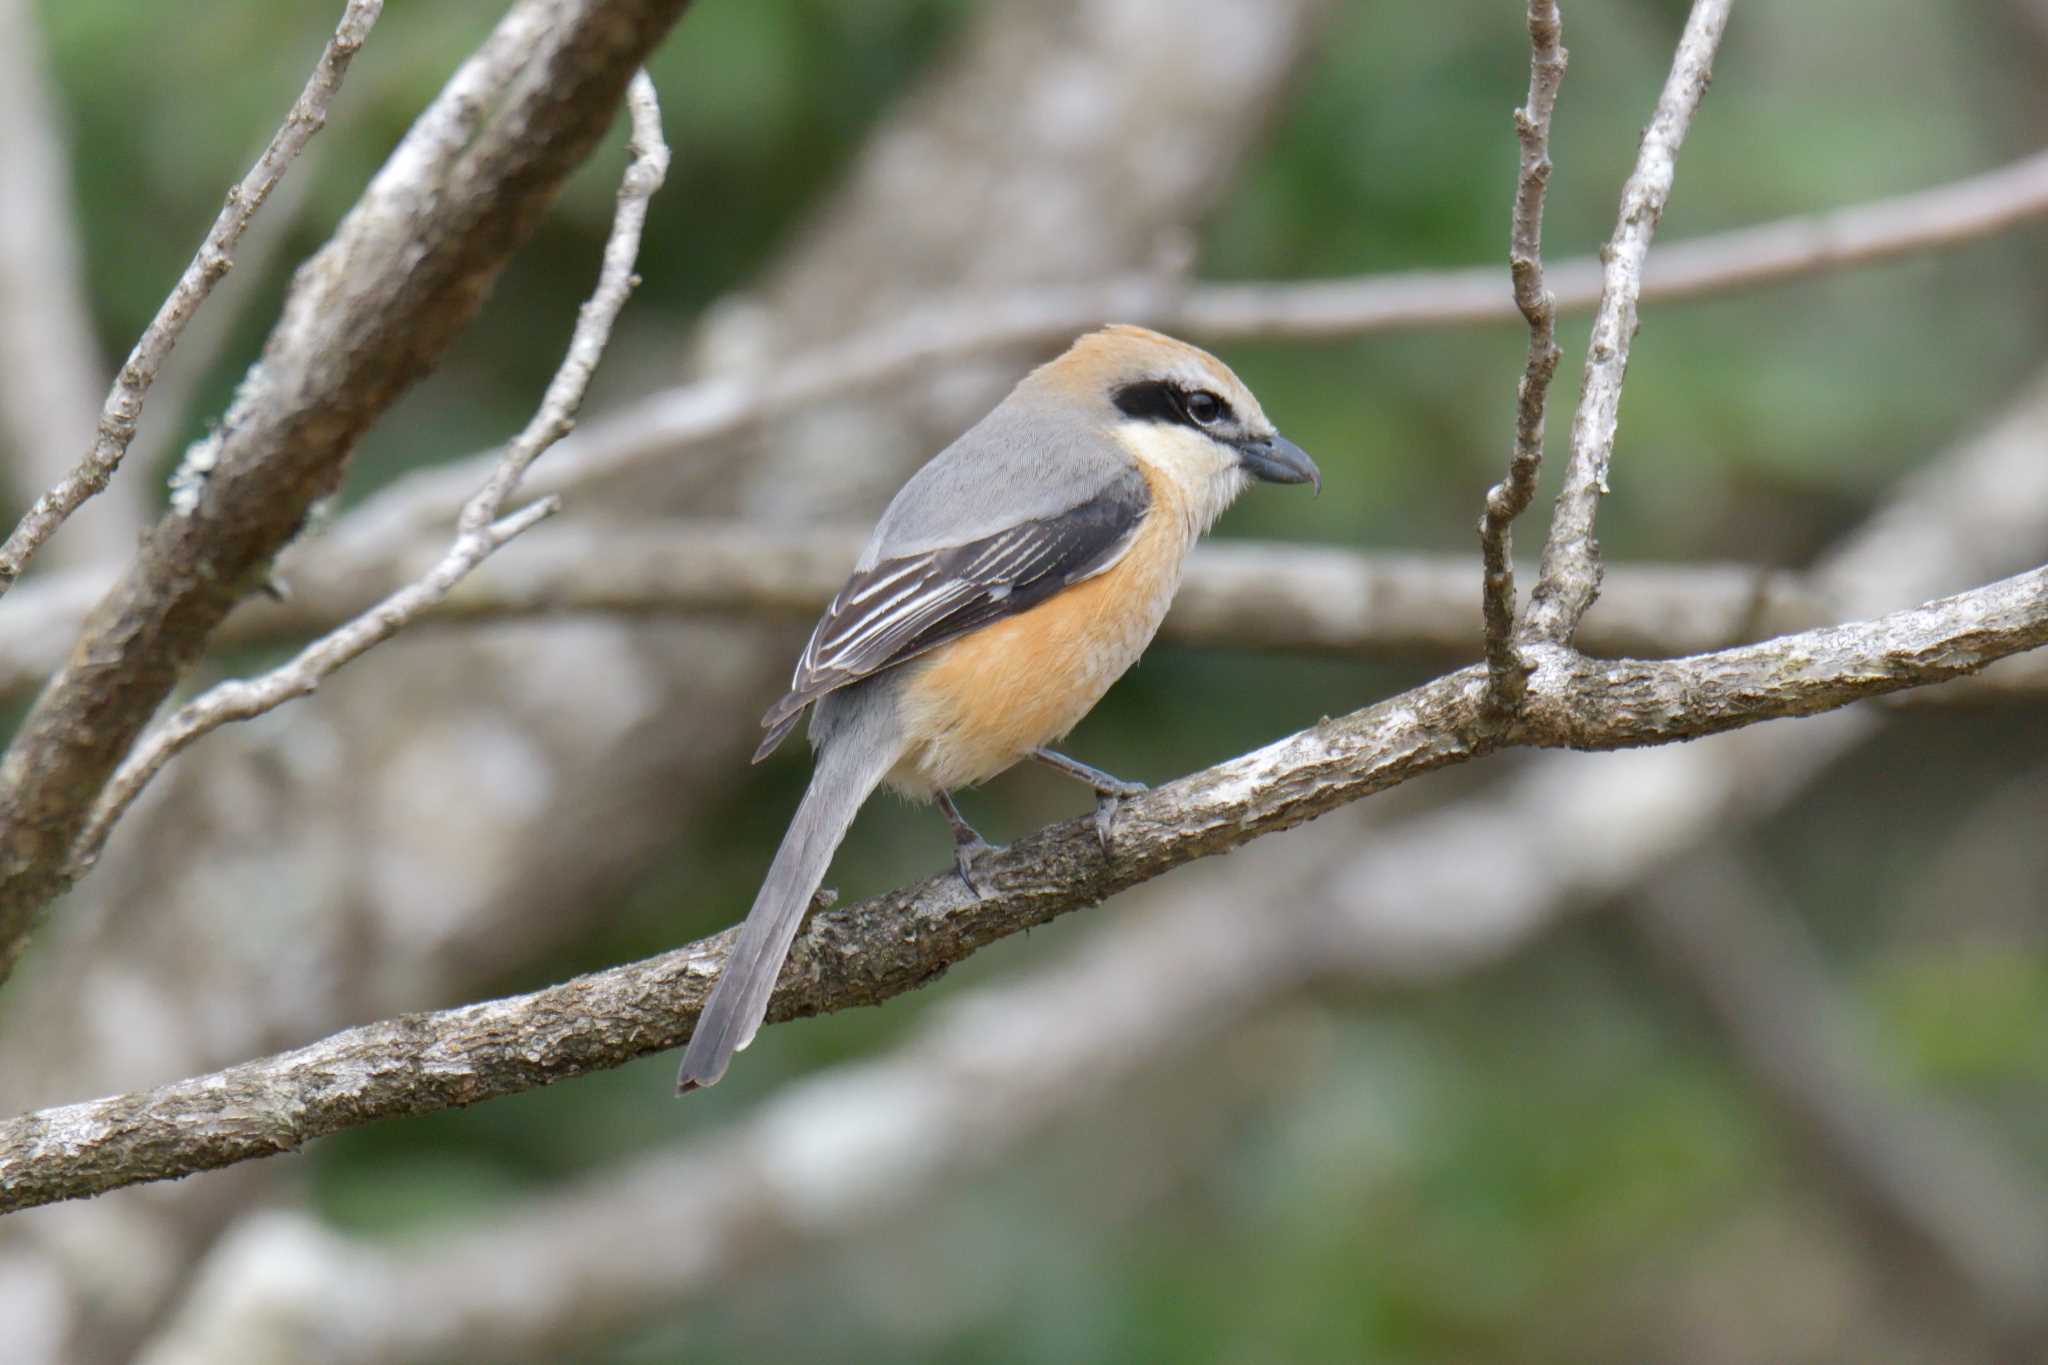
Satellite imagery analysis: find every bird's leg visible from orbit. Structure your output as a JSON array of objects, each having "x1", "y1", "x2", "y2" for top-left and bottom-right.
[
  {"x1": 1030, "y1": 747, "x2": 1147, "y2": 855},
  {"x1": 936, "y1": 789, "x2": 1000, "y2": 896}
]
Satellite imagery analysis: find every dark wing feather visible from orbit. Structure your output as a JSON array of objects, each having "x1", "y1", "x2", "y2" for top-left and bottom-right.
[{"x1": 753, "y1": 473, "x2": 1148, "y2": 761}]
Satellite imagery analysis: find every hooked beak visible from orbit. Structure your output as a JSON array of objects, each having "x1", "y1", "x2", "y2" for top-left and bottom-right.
[{"x1": 1236, "y1": 432, "x2": 1321, "y2": 493}]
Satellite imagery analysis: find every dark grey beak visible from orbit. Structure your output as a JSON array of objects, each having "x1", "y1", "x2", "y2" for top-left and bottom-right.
[{"x1": 1237, "y1": 432, "x2": 1321, "y2": 493}]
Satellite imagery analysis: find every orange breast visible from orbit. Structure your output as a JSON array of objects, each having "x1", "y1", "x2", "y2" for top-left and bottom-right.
[{"x1": 890, "y1": 463, "x2": 1193, "y2": 796}]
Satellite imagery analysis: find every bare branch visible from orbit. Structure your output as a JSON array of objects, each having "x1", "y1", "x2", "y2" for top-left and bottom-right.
[
  {"x1": 1480, "y1": 0, "x2": 1568, "y2": 709},
  {"x1": 1182, "y1": 147, "x2": 2048, "y2": 339},
  {"x1": 0, "y1": 0, "x2": 694, "y2": 982},
  {"x1": 0, "y1": 0, "x2": 383, "y2": 595},
  {"x1": 3, "y1": 563, "x2": 2043, "y2": 1214},
  {"x1": 66, "y1": 74, "x2": 670, "y2": 879},
  {"x1": 1522, "y1": 0, "x2": 1734, "y2": 642},
  {"x1": 0, "y1": 531, "x2": 1825, "y2": 684},
  {"x1": 302, "y1": 148, "x2": 2048, "y2": 584},
  {"x1": 19, "y1": 529, "x2": 2048, "y2": 707}
]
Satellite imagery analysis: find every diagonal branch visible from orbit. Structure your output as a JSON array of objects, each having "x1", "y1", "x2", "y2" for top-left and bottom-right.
[
  {"x1": 1522, "y1": 0, "x2": 1734, "y2": 643},
  {"x1": 0, "y1": 0, "x2": 694, "y2": 983},
  {"x1": 1480, "y1": 0, "x2": 1568, "y2": 709},
  {"x1": 3, "y1": 563, "x2": 2043, "y2": 1214},
  {"x1": 64, "y1": 73, "x2": 671, "y2": 881},
  {"x1": 0, "y1": 0, "x2": 384, "y2": 595}
]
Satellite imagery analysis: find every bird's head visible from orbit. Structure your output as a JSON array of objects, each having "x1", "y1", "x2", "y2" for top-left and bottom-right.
[{"x1": 1031, "y1": 324, "x2": 1320, "y2": 525}]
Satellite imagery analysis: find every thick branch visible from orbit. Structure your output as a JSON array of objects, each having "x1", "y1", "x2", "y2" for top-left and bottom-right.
[
  {"x1": 1480, "y1": 0, "x2": 1566, "y2": 709},
  {"x1": 0, "y1": 0, "x2": 383, "y2": 593},
  {"x1": 3, "y1": 564, "x2": 2043, "y2": 1213},
  {"x1": 1522, "y1": 0, "x2": 1733, "y2": 642},
  {"x1": 0, "y1": 0, "x2": 693, "y2": 979}
]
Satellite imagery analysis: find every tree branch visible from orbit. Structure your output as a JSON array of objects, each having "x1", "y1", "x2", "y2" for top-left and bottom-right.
[
  {"x1": 0, "y1": 0, "x2": 383, "y2": 594},
  {"x1": 4, "y1": 563, "x2": 2043, "y2": 1214},
  {"x1": 1181, "y1": 146, "x2": 2048, "y2": 340},
  {"x1": 1523, "y1": 0, "x2": 1733, "y2": 642},
  {"x1": 65, "y1": 73, "x2": 670, "y2": 881},
  {"x1": 1480, "y1": 0, "x2": 1566, "y2": 710},
  {"x1": 0, "y1": 0, "x2": 693, "y2": 982},
  {"x1": 248, "y1": 146, "x2": 2048, "y2": 599},
  {"x1": 16, "y1": 528, "x2": 2048, "y2": 707}
]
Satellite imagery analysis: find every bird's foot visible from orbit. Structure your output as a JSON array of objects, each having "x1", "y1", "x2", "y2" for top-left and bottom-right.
[
  {"x1": 1091, "y1": 777, "x2": 1147, "y2": 855},
  {"x1": 936, "y1": 789, "x2": 1002, "y2": 897},
  {"x1": 1028, "y1": 747, "x2": 1148, "y2": 855},
  {"x1": 952, "y1": 832, "x2": 1005, "y2": 898}
]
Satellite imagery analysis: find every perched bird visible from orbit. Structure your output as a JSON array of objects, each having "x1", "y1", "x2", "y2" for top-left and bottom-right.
[{"x1": 676, "y1": 324, "x2": 1319, "y2": 1092}]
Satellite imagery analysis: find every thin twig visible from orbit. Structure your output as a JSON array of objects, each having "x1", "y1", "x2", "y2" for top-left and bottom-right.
[
  {"x1": 1522, "y1": 0, "x2": 1734, "y2": 642},
  {"x1": 0, "y1": 0, "x2": 383, "y2": 596},
  {"x1": 1480, "y1": 0, "x2": 1567, "y2": 709},
  {"x1": 3, "y1": 561, "x2": 2045, "y2": 1213},
  {"x1": 66, "y1": 73, "x2": 670, "y2": 879}
]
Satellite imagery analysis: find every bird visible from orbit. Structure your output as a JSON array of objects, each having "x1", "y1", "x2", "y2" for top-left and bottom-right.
[{"x1": 675, "y1": 324, "x2": 1320, "y2": 1093}]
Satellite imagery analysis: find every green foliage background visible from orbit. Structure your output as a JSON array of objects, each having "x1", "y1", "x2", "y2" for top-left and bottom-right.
[{"x1": 24, "y1": 0, "x2": 2048, "y2": 1360}]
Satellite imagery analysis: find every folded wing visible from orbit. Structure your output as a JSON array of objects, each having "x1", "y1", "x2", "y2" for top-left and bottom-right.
[{"x1": 755, "y1": 466, "x2": 1148, "y2": 761}]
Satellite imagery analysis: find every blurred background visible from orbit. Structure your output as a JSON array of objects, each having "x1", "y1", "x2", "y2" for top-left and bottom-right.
[{"x1": 3, "y1": 0, "x2": 2047, "y2": 1361}]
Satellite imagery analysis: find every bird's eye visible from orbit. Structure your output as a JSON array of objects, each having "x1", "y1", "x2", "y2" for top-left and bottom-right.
[{"x1": 1182, "y1": 389, "x2": 1225, "y2": 425}]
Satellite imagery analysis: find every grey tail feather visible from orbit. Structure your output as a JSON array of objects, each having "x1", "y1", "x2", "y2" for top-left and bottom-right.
[{"x1": 678, "y1": 720, "x2": 895, "y2": 1093}]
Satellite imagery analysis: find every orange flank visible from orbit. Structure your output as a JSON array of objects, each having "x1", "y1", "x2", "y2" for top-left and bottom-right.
[{"x1": 891, "y1": 460, "x2": 1191, "y2": 796}]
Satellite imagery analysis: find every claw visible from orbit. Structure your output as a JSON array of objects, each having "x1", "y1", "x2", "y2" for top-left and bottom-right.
[
  {"x1": 936, "y1": 789, "x2": 1001, "y2": 898},
  {"x1": 952, "y1": 832, "x2": 1003, "y2": 898},
  {"x1": 1091, "y1": 778, "x2": 1146, "y2": 856},
  {"x1": 1093, "y1": 794, "x2": 1118, "y2": 854}
]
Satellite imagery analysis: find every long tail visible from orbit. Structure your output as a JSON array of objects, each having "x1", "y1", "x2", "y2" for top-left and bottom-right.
[{"x1": 676, "y1": 717, "x2": 897, "y2": 1093}]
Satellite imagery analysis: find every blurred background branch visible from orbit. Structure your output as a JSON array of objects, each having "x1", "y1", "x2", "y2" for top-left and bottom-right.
[
  {"x1": 0, "y1": 0, "x2": 143, "y2": 569},
  {"x1": 4, "y1": 1, "x2": 2047, "y2": 1362}
]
